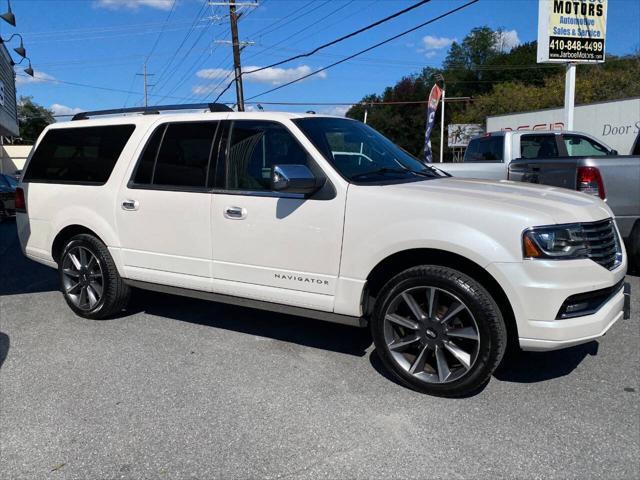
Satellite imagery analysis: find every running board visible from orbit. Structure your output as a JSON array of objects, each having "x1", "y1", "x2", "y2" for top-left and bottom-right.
[{"x1": 124, "y1": 279, "x2": 367, "y2": 328}]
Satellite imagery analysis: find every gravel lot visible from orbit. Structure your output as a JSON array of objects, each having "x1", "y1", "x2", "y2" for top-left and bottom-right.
[{"x1": 1, "y1": 220, "x2": 638, "y2": 480}]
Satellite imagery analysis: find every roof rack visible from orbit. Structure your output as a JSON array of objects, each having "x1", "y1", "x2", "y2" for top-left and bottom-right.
[{"x1": 71, "y1": 103, "x2": 233, "y2": 121}]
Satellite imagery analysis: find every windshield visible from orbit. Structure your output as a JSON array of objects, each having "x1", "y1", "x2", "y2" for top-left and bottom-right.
[{"x1": 293, "y1": 117, "x2": 443, "y2": 183}]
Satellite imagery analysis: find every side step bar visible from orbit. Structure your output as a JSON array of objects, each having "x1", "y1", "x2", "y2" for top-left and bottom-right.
[{"x1": 124, "y1": 279, "x2": 367, "y2": 328}]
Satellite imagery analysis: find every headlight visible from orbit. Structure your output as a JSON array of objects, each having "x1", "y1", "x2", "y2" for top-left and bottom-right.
[{"x1": 523, "y1": 224, "x2": 589, "y2": 259}]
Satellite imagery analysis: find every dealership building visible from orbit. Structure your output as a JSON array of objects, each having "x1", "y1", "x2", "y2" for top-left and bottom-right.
[
  {"x1": 0, "y1": 41, "x2": 21, "y2": 174},
  {"x1": 0, "y1": 42, "x2": 18, "y2": 138}
]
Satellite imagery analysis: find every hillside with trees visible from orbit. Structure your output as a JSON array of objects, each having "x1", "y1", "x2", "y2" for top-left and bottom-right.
[{"x1": 346, "y1": 27, "x2": 640, "y2": 161}]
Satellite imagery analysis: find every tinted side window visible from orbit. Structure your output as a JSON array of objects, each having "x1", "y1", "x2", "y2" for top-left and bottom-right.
[
  {"x1": 154, "y1": 122, "x2": 218, "y2": 188},
  {"x1": 563, "y1": 135, "x2": 609, "y2": 156},
  {"x1": 226, "y1": 121, "x2": 312, "y2": 191},
  {"x1": 133, "y1": 125, "x2": 165, "y2": 185},
  {"x1": 520, "y1": 135, "x2": 558, "y2": 159},
  {"x1": 131, "y1": 122, "x2": 219, "y2": 189},
  {"x1": 463, "y1": 137, "x2": 503, "y2": 162},
  {"x1": 24, "y1": 125, "x2": 135, "y2": 184}
]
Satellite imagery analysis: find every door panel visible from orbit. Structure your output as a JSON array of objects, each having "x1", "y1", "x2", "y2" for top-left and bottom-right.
[
  {"x1": 210, "y1": 119, "x2": 346, "y2": 309},
  {"x1": 211, "y1": 193, "x2": 344, "y2": 296},
  {"x1": 117, "y1": 190, "x2": 212, "y2": 282},
  {"x1": 116, "y1": 120, "x2": 220, "y2": 290}
]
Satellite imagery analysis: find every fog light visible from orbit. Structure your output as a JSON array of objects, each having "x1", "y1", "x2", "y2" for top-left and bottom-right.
[{"x1": 565, "y1": 302, "x2": 589, "y2": 314}]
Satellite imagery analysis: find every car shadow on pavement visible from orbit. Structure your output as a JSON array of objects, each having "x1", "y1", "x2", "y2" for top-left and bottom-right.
[
  {"x1": 494, "y1": 341, "x2": 599, "y2": 383},
  {"x1": 127, "y1": 289, "x2": 373, "y2": 357},
  {"x1": 0, "y1": 332, "x2": 9, "y2": 369},
  {"x1": 0, "y1": 221, "x2": 59, "y2": 296}
]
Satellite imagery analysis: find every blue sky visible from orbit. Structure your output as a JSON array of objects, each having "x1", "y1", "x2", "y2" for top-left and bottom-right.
[{"x1": 5, "y1": 0, "x2": 640, "y2": 117}]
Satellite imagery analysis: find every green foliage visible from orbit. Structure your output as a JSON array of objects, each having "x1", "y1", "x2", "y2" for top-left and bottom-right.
[
  {"x1": 17, "y1": 96, "x2": 54, "y2": 145},
  {"x1": 347, "y1": 25, "x2": 640, "y2": 161},
  {"x1": 456, "y1": 55, "x2": 640, "y2": 123}
]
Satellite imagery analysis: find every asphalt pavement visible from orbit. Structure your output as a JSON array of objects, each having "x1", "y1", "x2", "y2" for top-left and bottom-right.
[{"x1": 1, "y1": 220, "x2": 638, "y2": 480}]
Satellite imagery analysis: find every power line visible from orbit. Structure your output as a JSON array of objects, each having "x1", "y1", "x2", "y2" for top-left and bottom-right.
[
  {"x1": 145, "y1": 0, "x2": 178, "y2": 63},
  {"x1": 152, "y1": 1, "x2": 211, "y2": 89},
  {"x1": 151, "y1": 5, "x2": 221, "y2": 100},
  {"x1": 243, "y1": 0, "x2": 480, "y2": 102},
  {"x1": 244, "y1": 0, "x2": 355, "y2": 63},
  {"x1": 212, "y1": 0, "x2": 434, "y2": 102}
]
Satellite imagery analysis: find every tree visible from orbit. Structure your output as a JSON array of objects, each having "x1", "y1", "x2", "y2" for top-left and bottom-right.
[
  {"x1": 17, "y1": 96, "x2": 54, "y2": 144},
  {"x1": 347, "y1": 25, "x2": 640, "y2": 161},
  {"x1": 453, "y1": 54, "x2": 640, "y2": 124}
]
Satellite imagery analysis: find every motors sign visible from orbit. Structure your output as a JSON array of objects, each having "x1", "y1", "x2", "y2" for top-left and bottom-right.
[{"x1": 537, "y1": 0, "x2": 608, "y2": 63}]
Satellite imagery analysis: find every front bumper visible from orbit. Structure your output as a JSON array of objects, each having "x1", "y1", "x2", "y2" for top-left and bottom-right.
[{"x1": 488, "y1": 258, "x2": 628, "y2": 352}]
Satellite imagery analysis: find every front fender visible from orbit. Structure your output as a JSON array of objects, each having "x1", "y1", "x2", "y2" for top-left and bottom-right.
[{"x1": 340, "y1": 218, "x2": 520, "y2": 281}]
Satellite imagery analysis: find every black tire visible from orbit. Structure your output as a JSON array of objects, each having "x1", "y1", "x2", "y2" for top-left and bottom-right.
[
  {"x1": 58, "y1": 233, "x2": 130, "y2": 319},
  {"x1": 0, "y1": 201, "x2": 5, "y2": 223},
  {"x1": 371, "y1": 265, "x2": 507, "y2": 397}
]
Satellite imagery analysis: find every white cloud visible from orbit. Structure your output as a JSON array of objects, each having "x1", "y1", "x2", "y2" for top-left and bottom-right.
[
  {"x1": 319, "y1": 105, "x2": 351, "y2": 117},
  {"x1": 191, "y1": 84, "x2": 224, "y2": 96},
  {"x1": 16, "y1": 71, "x2": 56, "y2": 86},
  {"x1": 195, "y1": 68, "x2": 232, "y2": 81},
  {"x1": 494, "y1": 29, "x2": 520, "y2": 52},
  {"x1": 195, "y1": 65, "x2": 327, "y2": 86},
  {"x1": 421, "y1": 35, "x2": 456, "y2": 50},
  {"x1": 95, "y1": 0, "x2": 174, "y2": 10},
  {"x1": 51, "y1": 104, "x2": 84, "y2": 116}
]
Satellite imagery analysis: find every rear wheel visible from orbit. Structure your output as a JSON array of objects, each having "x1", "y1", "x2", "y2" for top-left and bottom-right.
[
  {"x1": 59, "y1": 234, "x2": 130, "y2": 319},
  {"x1": 371, "y1": 265, "x2": 507, "y2": 397}
]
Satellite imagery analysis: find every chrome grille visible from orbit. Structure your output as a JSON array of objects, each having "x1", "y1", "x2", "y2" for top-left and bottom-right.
[{"x1": 582, "y1": 219, "x2": 622, "y2": 270}]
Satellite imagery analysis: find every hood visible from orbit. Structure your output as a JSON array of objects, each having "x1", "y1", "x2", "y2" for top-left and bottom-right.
[{"x1": 386, "y1": 177, "x2": 612, "y2": 225}]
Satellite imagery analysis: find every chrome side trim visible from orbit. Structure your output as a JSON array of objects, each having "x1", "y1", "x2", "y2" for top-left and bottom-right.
[{"x1": 124, "y1": 279, "x2": 367, "y2": 328}]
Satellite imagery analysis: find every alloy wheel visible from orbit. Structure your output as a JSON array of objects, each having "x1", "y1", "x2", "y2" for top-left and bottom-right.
[
  {"x1": 383, "y1": 286, "x2": 480, "y2": 384},
  {"x1": 61, "y1": 246, "x2": 104, "y2": 311}
]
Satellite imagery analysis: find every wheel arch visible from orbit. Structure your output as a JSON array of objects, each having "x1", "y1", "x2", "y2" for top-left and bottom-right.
[
  {"x1": 363, "y1": 248, "x2": 519, "y2": 348},
  {"x1": 52, "y1": 225, "x2": 104, "y2": 263}
]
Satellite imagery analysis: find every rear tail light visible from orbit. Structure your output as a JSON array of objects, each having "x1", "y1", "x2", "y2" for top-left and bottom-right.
[
  {"x1": 15, "y1": 187, "x2": 26, "y2": 212},
  {"x1": 577, "y1": 166, "x2": 605, "y2": 200}
]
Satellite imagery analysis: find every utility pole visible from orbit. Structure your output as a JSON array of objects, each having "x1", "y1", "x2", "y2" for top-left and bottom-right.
[
  {"x1": 210, "y1": 1, "x2": 257, "y2": 111},
  {"x1": 136, "y1": 62, "x2": 155, "y2": 107},
  {"x1": 229, "y1": 0, "x2": 244, "y2": 111}
]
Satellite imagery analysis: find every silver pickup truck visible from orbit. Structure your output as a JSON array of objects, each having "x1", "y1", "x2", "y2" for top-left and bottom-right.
[{"x1": 438, "y1": 131, "x2": 640, "y2": 266}]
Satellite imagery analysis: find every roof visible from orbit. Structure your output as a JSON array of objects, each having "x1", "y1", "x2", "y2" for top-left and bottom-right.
[{"x1": 48, "y1": 110, "x2": 338, "y2": 130}]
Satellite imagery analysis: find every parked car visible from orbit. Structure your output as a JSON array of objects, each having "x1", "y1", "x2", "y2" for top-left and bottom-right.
[
  {"x1": 0, "y1": 173, "x2": 18, "y2": 222},
  {"x1": 508, "y1": 132, "x2": 640, "y2": 267},
  {"x1": 16, "y1": 104, "x2": 630, "y2": 397},
  {"x1": 439, "y1": 130, "x2": 624, "y2": 180}
]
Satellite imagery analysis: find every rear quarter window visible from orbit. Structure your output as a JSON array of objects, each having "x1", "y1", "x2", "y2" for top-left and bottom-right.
[
  {"x1": 23, "y1": 125, "x2": 135, "y2": 185},
  {"x1": 463, "y1": 136, "x2": 503, "y2": 162}
]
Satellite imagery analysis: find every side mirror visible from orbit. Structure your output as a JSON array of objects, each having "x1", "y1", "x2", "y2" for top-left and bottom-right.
[
  {"x1": 610, "y1": 149, "x2": 618, "y2": 156},
  {"x1": 270, "y1": 164, "x2": 321, "y2": 195}
]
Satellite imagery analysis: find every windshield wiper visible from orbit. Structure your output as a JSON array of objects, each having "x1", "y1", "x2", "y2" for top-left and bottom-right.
[
  {"x1": 415, "y1": 165, "x2": 451, "y2": 177},
  {"x1": 350, "y1": 167, "x2": 412, "y2": 180}
]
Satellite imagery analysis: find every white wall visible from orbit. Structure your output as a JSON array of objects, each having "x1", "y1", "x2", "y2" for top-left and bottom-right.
[{"x1": 486, "y1": 98, "x2": 640, "y2": 154}]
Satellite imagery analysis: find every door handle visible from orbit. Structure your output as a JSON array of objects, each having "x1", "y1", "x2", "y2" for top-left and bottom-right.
[
  {"x1": 122, "y1": 200, "x2": 139, "y2": 211},
  {"x1": 224, "y1": 206, "x2": 246, "y2": 219}
]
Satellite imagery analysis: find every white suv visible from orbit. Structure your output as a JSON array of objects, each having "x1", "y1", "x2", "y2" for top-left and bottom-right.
[{"x1": 16, "y1": 104, "x2": 630, "y2": 397}]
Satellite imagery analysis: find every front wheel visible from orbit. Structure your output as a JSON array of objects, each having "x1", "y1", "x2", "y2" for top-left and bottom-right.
[
  {"x1": 371, "y1": 265, "x2": 507, "y2": 397},
  {"x1": 59, "y1": 233, "x2": 130, "y2": 319}
]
